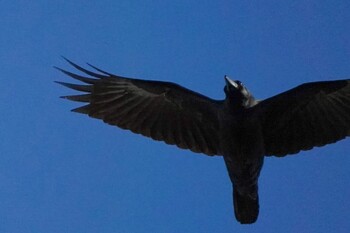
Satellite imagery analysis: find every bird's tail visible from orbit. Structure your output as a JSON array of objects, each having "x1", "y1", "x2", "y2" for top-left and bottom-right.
[{"x1": 233, "y1": 186, "x2": 259, "y2": 224}]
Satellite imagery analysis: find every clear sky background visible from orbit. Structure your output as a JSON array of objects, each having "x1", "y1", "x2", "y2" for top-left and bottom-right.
[{"x1": 1, "y1": 1, "x2": 349, "y2": 232}]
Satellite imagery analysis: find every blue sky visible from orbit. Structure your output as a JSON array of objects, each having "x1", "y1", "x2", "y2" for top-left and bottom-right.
[{"x1": 1, "y1": 1, "x2": 349, "y2": 232}]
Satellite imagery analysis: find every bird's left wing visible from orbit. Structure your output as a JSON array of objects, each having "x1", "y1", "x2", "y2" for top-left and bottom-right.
[
  {"x1": 56, "y1": 59, "x2": 223, "y2": 156},
  {"x1": 256, "y1": 79, "x2": 350, "y2": 157}
]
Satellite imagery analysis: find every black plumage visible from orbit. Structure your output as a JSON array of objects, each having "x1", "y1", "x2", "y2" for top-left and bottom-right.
[{"x1": 56, "y1": 58, "x2": 350, "y2": 224}]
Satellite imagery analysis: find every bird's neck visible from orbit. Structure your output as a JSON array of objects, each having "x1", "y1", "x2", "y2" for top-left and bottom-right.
[{"x1": 224, "y1": 96, "x2": 256, "y2": 113}]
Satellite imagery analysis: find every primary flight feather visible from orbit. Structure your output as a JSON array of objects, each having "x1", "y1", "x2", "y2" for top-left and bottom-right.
[{"x1": 57, "y1": 58, "x2": 350, "y2": 224}]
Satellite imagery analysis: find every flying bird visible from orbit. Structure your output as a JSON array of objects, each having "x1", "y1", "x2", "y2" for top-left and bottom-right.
[{"x1": 56, "y1": 58, "x2": 350, "y2": 224}]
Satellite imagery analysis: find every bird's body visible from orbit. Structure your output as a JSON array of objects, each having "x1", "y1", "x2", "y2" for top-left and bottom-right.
[
  {"x1": 221, "y1": 114, "x2": 264, "y2": 223},
  {"x1": 57, "y1": 58, "x2": 350, "y2": 224},
  {"x1": 219, "y1": 89, "x2": 265, "y2": 223}
]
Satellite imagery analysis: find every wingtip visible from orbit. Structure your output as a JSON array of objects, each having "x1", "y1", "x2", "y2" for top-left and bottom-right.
[
  {"x1": 59, "y1": 57, "x2": 107, "y2": 79},
  {"x1": 53, "y1": 66, "x2": 65, "y2": 73},
  {"x1": 55, "y1": 81, "x2": 69, "y2": 88},
  {"x1": 61, "y1": 56, "x2": 79, "y2": 68},
  {"x1": 71, "y1": 105, "x2": 91, "y2": 114},
  {"x1": 59, "y1": 56, "x2": 81, "y2": 69},
  {"x1": 60, "y1": 94, "x2": 91, "y2": 102},
  {"x1": 60, "y1": 56, "x2": 71, "y2": 63},
  {"x1": 86, "y1": 62, "x2": 112, "y2": 75},
  {"x1": 54, "y1": 81, "x2": 92, "y2": 92},
  {"x1": 59, "y1": 95, "x2": 71, "y2": 100}
]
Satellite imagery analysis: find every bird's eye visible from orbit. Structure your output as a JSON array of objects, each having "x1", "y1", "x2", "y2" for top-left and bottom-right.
[{"x1": 235, "y1": 80, "x2": 243, "y2": 87}]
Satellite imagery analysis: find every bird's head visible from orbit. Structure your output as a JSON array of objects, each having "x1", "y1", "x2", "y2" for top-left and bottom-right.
[{"x1": 224, "y1": 75, "x2": 255, "y2": 108}]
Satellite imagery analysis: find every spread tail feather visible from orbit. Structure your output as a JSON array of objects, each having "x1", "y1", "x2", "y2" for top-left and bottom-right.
[{"x1": 233, "y1": 188, "x2": 259, "y2": 224}]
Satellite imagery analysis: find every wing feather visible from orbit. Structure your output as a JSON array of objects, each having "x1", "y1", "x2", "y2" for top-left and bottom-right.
[
  {"x1": 57, "y1": 59, "x2": 223, "y2": 156},
  {"x1": 257, "y1": 79, "x2": 350, "y2": 157}
]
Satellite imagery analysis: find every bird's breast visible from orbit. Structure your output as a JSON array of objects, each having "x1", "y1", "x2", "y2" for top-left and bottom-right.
[{"x1": 219, "y1": 112, "x2": 265, "y2": 161}]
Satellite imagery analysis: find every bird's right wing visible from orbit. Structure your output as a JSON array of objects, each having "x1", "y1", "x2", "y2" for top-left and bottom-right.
[
  {"x1": 257, "y1": 79, "x2": 350, "y2": 157},
  {"x1": 56, "y1": 59, "x2": 224, "y2": 156}
]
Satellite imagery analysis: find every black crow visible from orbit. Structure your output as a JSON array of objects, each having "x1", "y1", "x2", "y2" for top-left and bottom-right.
[{"x1": 56, "y1": 58, "x2": 350, "y2": 224}]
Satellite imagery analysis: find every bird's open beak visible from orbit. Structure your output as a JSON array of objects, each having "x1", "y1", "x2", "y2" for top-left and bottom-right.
[{"x1": 225, "y1": 75, "x2": 238, "y2": 89}]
